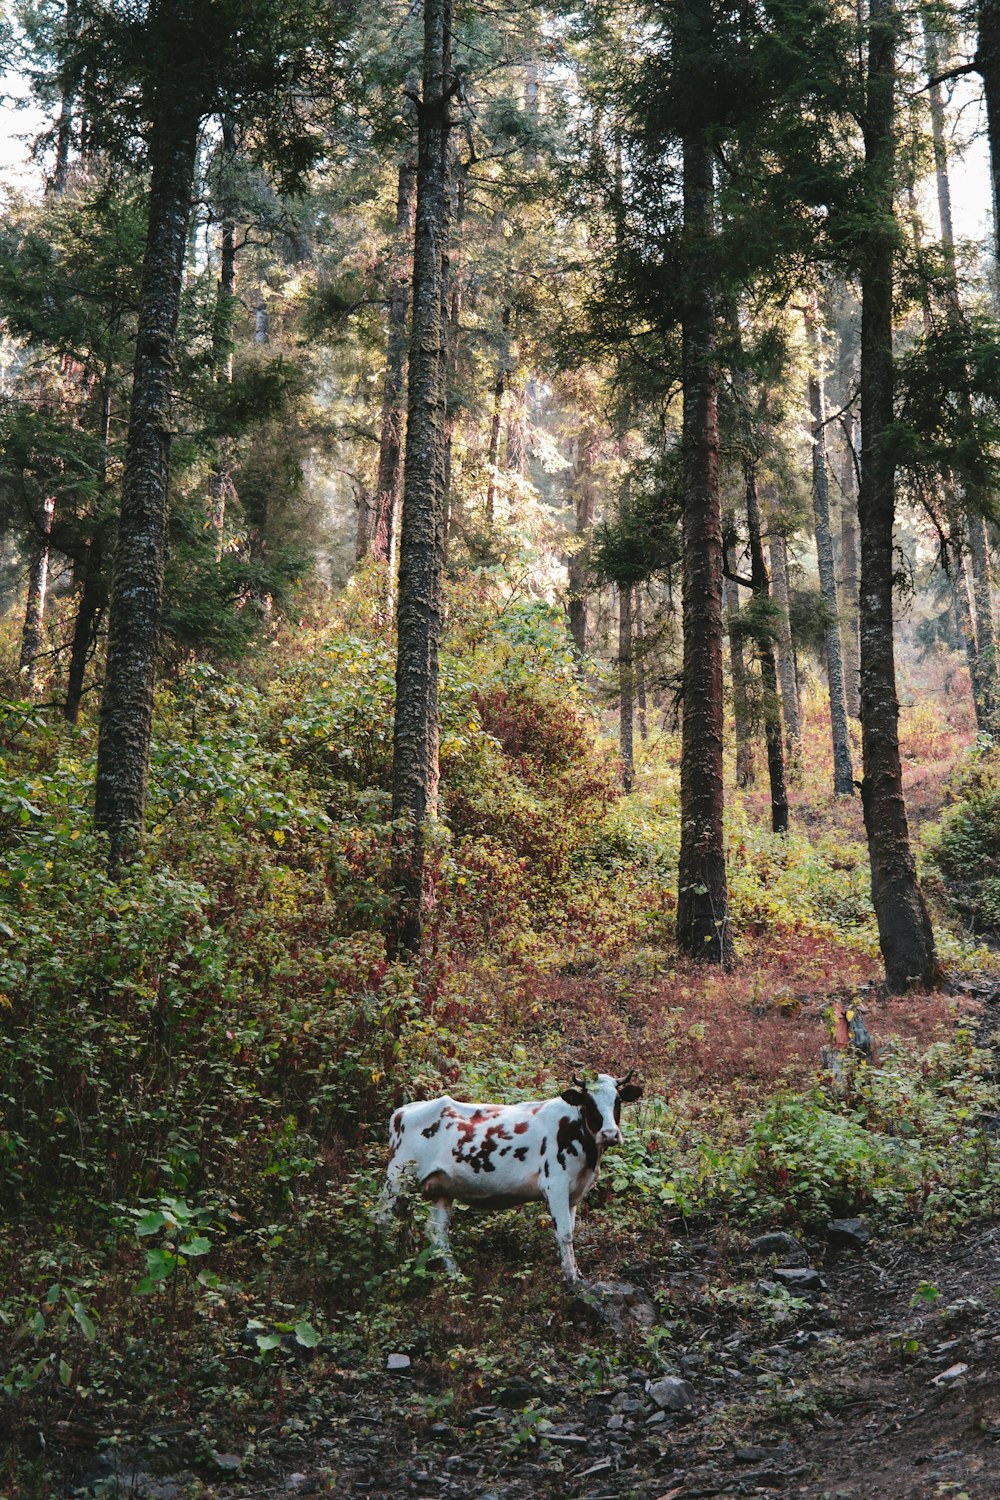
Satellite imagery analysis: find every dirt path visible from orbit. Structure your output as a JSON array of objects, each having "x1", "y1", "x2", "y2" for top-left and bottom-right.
[{"x1": 136, "y1": 1221, "x2": 996, "y2": 1500}]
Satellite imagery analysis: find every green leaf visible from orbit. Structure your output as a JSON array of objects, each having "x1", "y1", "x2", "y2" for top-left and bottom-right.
[
  {"x1": 180, "y1": 1235, "x2": 211, "y2": 1257},
  {"x1": 255, "y1": 1333, "x2": 282, "y2": 1352},
  {"x1": 135, "y1": 1210, "x2": 167, "y2": 1237},
  {"x1": 71, "y1": 1302, "x2": 96, "y2": 1341},
  {"x1": 293, "y1": 1321, "x2": 320, "y2": 1348},
  {"x1": 59, "y1": 1359, "x2": 72, "y2": 1387}
]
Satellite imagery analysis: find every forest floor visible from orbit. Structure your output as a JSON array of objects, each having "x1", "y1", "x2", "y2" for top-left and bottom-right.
[
  {"x1": 31, "y1": 982, "x2": 1000, "y2": 1500},
  {"x1": 5, "y1": 635, "x2": 1000, "y2": 1500}
]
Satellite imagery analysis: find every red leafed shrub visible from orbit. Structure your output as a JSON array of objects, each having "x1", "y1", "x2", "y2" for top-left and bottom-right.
[{"x1": 471, "y1": 685, "x2": 619, "y2": 806}]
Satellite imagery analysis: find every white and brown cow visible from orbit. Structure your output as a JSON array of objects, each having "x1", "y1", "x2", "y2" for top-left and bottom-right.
[{"x1": 375, "y1": 1071, "x2": 643, "y2": 1283}]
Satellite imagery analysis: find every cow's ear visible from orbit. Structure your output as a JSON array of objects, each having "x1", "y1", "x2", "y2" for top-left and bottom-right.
[
  {"x1": 561, "y1": 1088, "x2": 586, "y2": 1106},
  {"x1": 618, "y1": 1083, "x2": 643, "y2": 1103}
]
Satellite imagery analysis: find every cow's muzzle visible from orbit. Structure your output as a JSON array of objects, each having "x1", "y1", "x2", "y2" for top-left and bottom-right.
[{"x1": 600, "y1": 1128, "x2": 622, "y2": 1146}]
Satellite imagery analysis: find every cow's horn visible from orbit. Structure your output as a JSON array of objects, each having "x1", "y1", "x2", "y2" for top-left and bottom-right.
[
  {"x1": 616, "y1": 1068, "x2": 634, "y2": 1089},
  {"x1": 571, "y1": 1073, "x2": 587, "y2": 1091}
]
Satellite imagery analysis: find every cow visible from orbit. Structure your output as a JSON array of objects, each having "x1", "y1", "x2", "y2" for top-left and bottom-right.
[{"x1": 374, "y1": 1071, "x2": 643, "y2": 1283}]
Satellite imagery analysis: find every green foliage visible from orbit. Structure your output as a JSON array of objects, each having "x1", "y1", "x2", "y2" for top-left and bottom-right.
[{"x1": 924, "y1": 744, "x2": 1000, "y2": 939}]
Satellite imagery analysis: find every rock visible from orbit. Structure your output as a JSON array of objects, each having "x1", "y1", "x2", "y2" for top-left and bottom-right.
[
  {"x1": 571, "y1": 1279, "x2": 656, "y2": 1333},
  {"x1": 386, "y1": 1352, "x2": 412, "y2": 1371},
  {"x1": 645, "y1": 1375, "x2": 696, "y2": 1411},
  {"x1": 750, "y1": 1232, "x2": 806, "y2": 1262},
  {"x1": 771, "y1": 1267, "x2": 825, "y2": 1292},
  {"x1": 546, "y1": 1433, "x2": 588, "y2": 1448},
  {"x1": 607, "y1": 1414, "x2": 624, "y2": 1431},
  {"x1": 932, "y1": 1362, "x2": 969, "y2": 1385},
  {"x1": 284, "y1": 1476, "x2": 309, "y2": 1493},
  {"x1": 211, "y1": 1454, "x2": 243, "y2": 1474},
  {"x1": 826, "y1": 1217, "x2": 870, "y2": 1251},
  {"x1": 741, "y1": 1469, "x2": 787, "y2": 1489}
]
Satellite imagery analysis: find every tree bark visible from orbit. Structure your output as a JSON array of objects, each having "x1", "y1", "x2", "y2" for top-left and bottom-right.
[
  {"x1": 18, "y1": 496, "x2": 55, "y2": 694},
  {"x1": 724, "y1": 540, "x2": 755, "y2": 787},
  {"x1": 745, "y1": 468, "x2": 789, "y2": 831},
  {"x1": 93, "y1": 102, "x2": 201, "y2": 866},
  {"x1": 858, "y1": 0, "x2": 939, "y2": 991},
  {"x1": 389, "y1": 0, "x2": 453, "y2": 956},
  {"x1": 367, "y1": 157, "x2": 416, "y2": 566},
  {"x1": 485, "y1": 304, "x2": 510, "y2": 525},
  {"x1": 839, "y1": 416, "x2": 862, "y2": 718},
  {"x1": 209, "y1": 119, "x2": 237, "y2": 563},
  {"x1": 64, "y1": 518, "x2": 110, "y2": 723},
  {"x1": 769, "y1": 531, "x2": 801, "y2": 758},
  {"x1": 927, "y1": 19, "x2": 1000, "y2": 727},
  {"x1": 978, "y1": 0, "x2": 1000, "y2": 269},
  {"x1": 635, "y1": 587, "x2": 649, "y2": 740},
  {"x1": 619, "y1": 583, "x2": 635, "y2": 792},
  {"x1": 675, "y1": 92, "x2": 732, "y2": 964},
  {"x1": 806, "y1": 301, "x2": 854, "y2": 794},
  {"x1": 567, "y1": 430, "x2": 598, "y2": 655}
]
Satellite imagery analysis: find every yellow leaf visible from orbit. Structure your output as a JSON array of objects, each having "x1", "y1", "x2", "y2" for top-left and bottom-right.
[
  {"x1": 273, "y1": 829, "x2": 286, "y2": 845},
  {"x1": 69, "y1": 830, "x2": 81, "y2": 842}
]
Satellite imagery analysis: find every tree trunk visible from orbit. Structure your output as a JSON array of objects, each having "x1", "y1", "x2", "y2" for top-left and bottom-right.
[
  {"x1": 769, "y1": 531, "x2": 801, "y2": 759},
  {"x1": 484, "y1": 305, "x2": 510, "y2": 524},
  {"x1": 209, "y1": 119, "x2": 237, "y2": 563},
  {"x1": 635, "y1": 587, "x2": 649, "y2": 740},
  {"x1": 52, "y1": 0, "x2": 79, "y2": 192},
  {"x1": 440, "y1": 163, "x2": 464, "y2": 554},
  {"x1": 389, "y1": 0, "x2": 452, "y2": 957},
  {"x1": 839, "y1": 416, "x2": 862, "y2": 718},
  {"x1": 858, "y1": 0, "x2": 939, "y2": 991},
  {"x1": 675, "y1": 99, "x2": 732, "y2": 965},
  {"x1": 93, "y1": 103, "x2": 201, "y2": 866},
  {"x1": 745, "y1": 468, "x2": 789, "y2": 832},
  {"x1": 806, "y1": 301, "x2": 854, "y2": 794},
  {"x1": 978, "y1": 0, "x2": 1000, "y2": 269},
  {"x1": 724, "y1": 541, "x2": 755, "y2": 787},
  {"x1": 368, "y1": 158, "x2": 416, "y2": 567},
  {"x1": 567, "y1": 431, "x2": 597, "y2": 655},
  {"x1": 619, "y1": 584, "x2": 635, "y2": 792},
  {"x1": 64, "y1": 518, "x2": 110, "y2": 723},
  {"x1": 927, "y1": 19, "x2": 1000, "y2": 727},
  {"x1": 18, "y1": 496, "x2": 55, "y2": 694},
  {"x1": 65, "y1": 375, "x2": 113, "y2": 724}
]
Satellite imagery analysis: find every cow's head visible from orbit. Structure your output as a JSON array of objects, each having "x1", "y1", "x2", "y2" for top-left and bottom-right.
[{"x1": 560, "y1": 1071, "x2": 643, "y2": 1148}]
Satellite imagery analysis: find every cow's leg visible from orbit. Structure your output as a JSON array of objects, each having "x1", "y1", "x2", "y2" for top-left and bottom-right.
[
  {"x1": 425, "y1": 1198, "x2": 458, "y2": 1275},
  {"x1": 542, "y1": 1181, "x2": 580, "y2": 1284}
]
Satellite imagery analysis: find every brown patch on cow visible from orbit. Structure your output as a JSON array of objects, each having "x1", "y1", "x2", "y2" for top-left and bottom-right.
[
  {"x1": 453, "y1": 1120, "x2": 511, "y2": 1174},
  {"x1": 529, "y1": 1105, "x2": 542, "y2": 1114},
  {"x1": 513, "y1": 1147, "x2": 529, "y2": 1161},
  {"x1": 539, "y1": 1136, "x2": 547, "y2": 1154},
  {"x1": 513, "y1": 1121, "x2": 528, "y2": 1134},
  {"x1": 422, "y1": 1119, "x2": 441, "y2": 1138}
]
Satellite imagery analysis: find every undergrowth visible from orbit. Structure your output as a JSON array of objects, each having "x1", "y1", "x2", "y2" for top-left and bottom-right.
[{"x1": 1, "y1": 585, "x2": 998, "y2": 1495}]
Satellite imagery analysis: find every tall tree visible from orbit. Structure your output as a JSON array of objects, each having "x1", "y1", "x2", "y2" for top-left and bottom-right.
[
  {"x1": 675, "y1": 0, "x2": 732, "y2": 964},
  {"x1": 366, "y1": 154, "x2": 416, "y2": 567},
  {"x1": 744, "y1": 461, "x2": 789, "y2": 830},
  {"x1": 724, "y1": 539, "x2": 755, "y2": 786},
  {"x1": 923, "y1": 17, "x2": 1000, "y2": 728},
  {"x1": 85, "y1": 0, "x2": 341, "y2": 865},
  {"x1": 806, "y1": 299, "x2": 854, "y2": 794},
  {"x1": 857, "y1": 0, "x2": 939, "y2": 990},
  {"x1": 838, "y1": 416, "x2": 861, "y2": 719},
  {"x1": 768, "y1": 530, "x2": 802, "y2": 755},
  {"x1": 389, "y1": 0, "x2": 454, "y2": 955}
]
